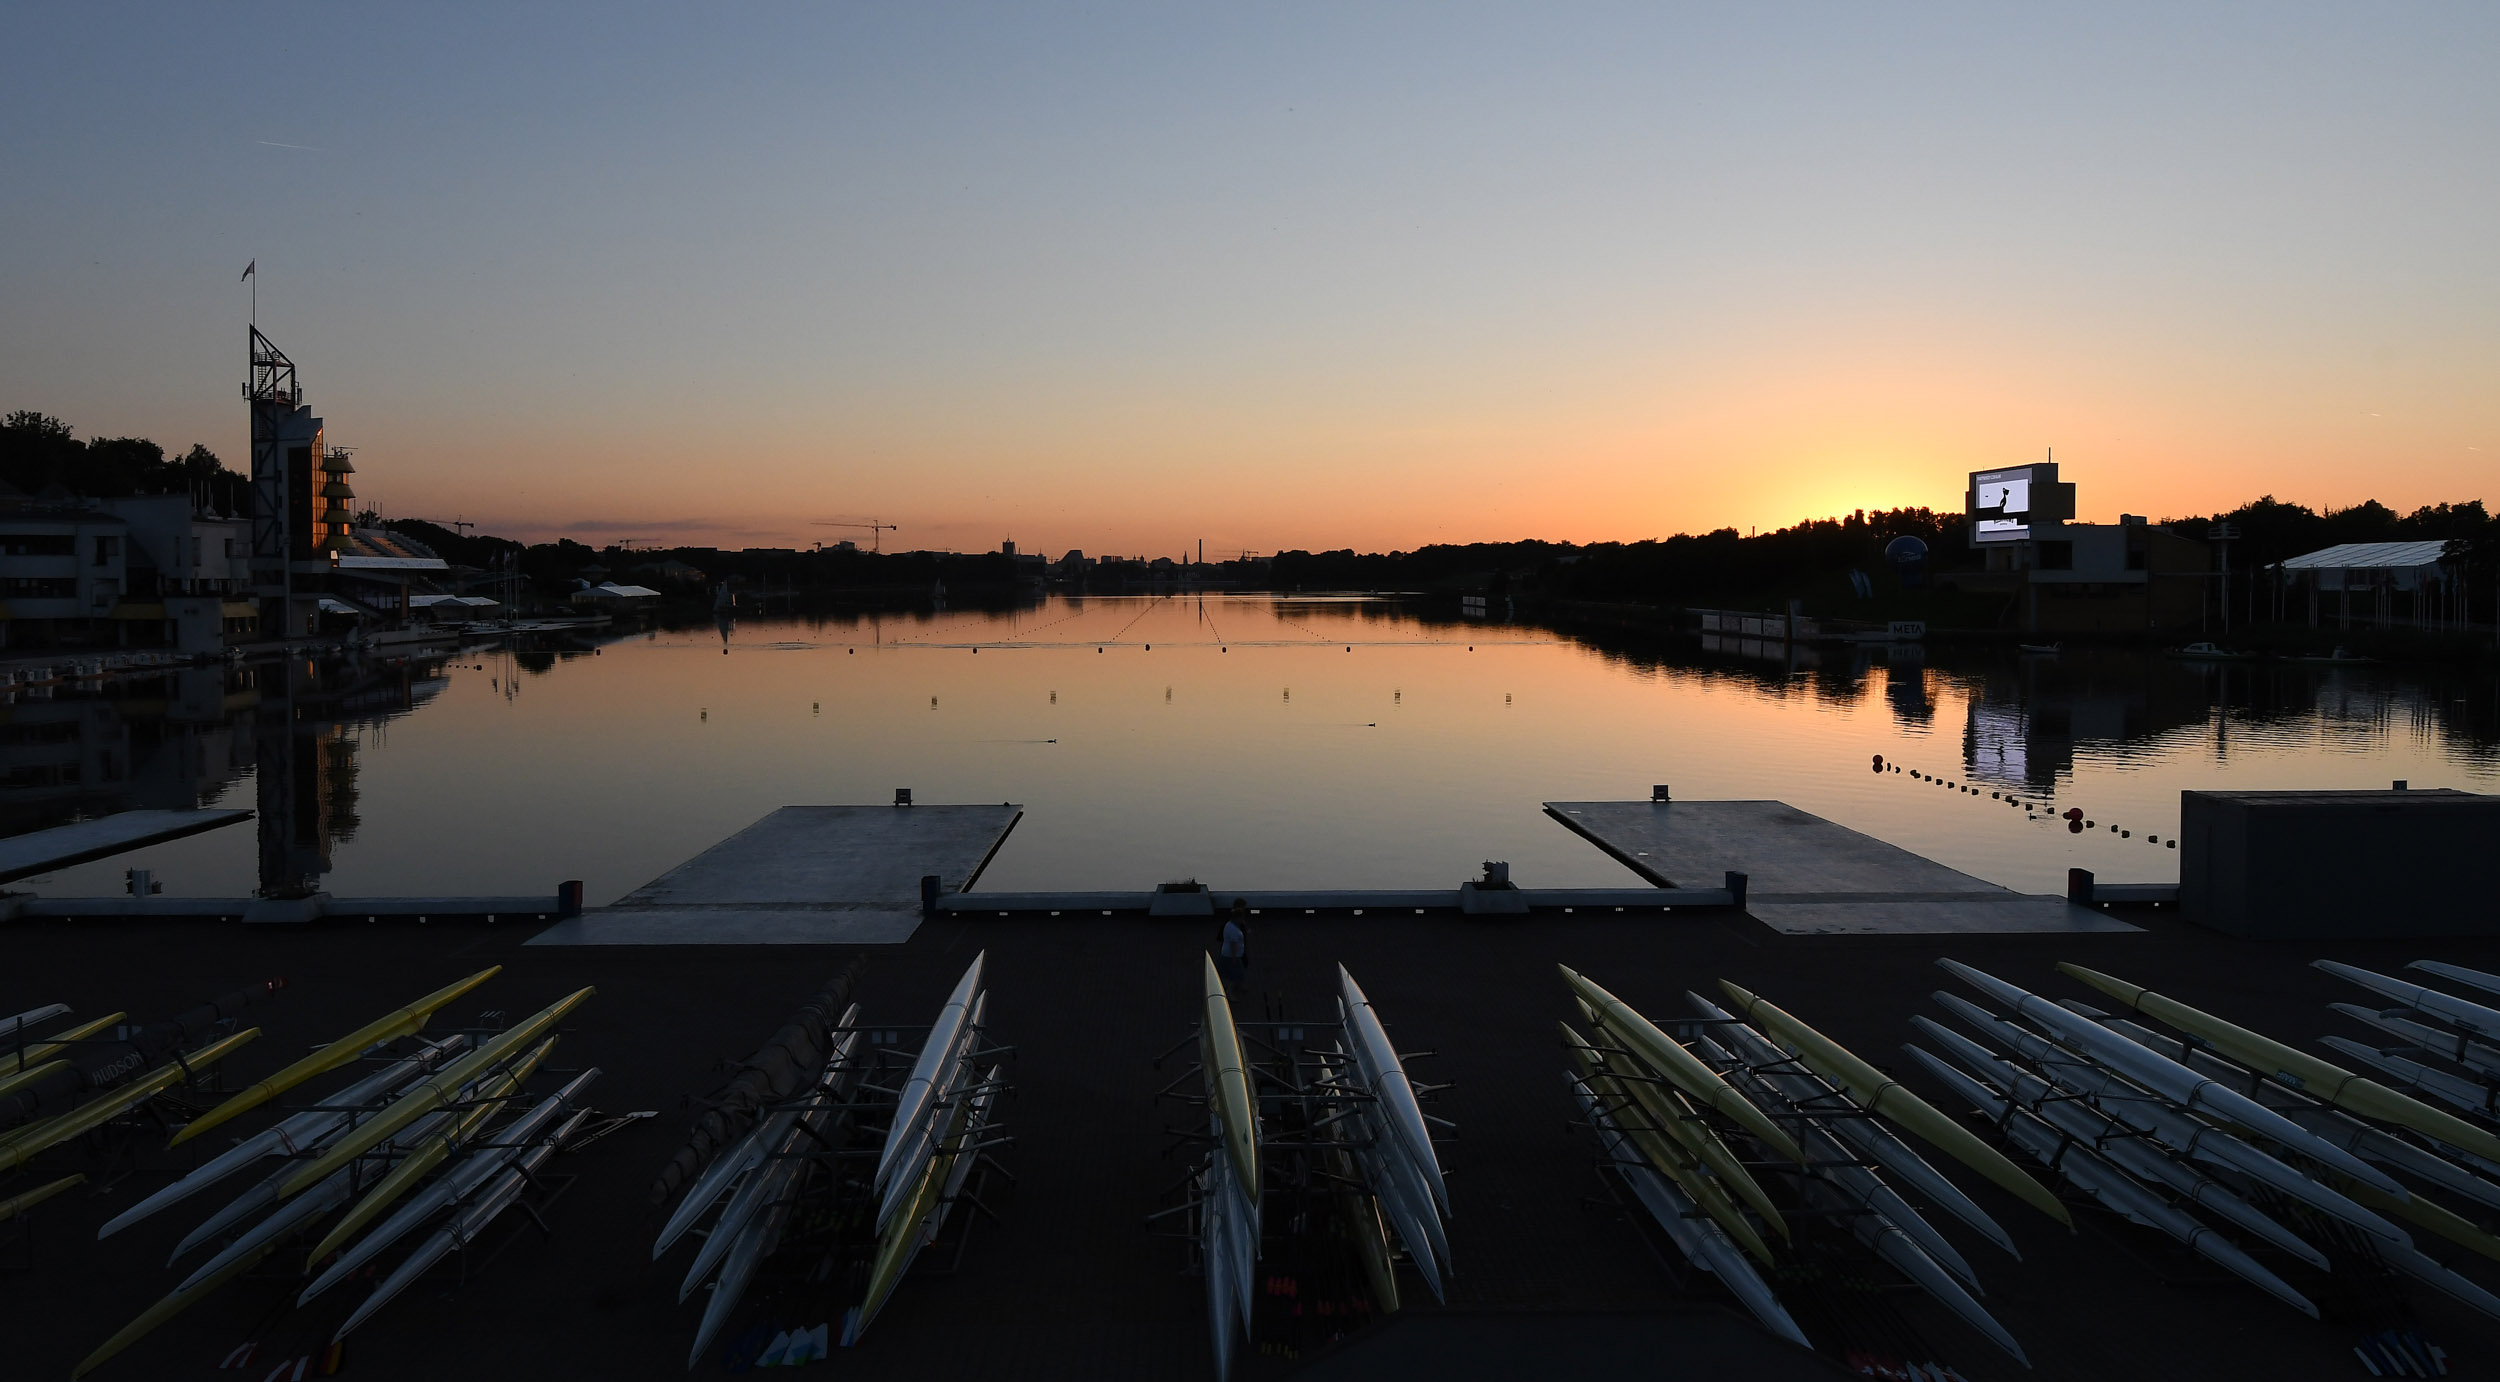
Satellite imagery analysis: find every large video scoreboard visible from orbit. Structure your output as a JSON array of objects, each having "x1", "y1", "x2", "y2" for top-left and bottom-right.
[{"x1": 1966, "y1": 462, "x2": 2074, "y2": 544}]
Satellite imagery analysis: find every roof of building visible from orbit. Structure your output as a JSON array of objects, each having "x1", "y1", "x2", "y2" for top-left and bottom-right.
[
  {"x1": 397, "y1": 593, "x2": 504, "y2": 609},
  {"x1": 0, "y1": 502, "x2": 126, "y2": 526},
  {"x1": 2282, "y1": 539, "x2": 2452, "y2": 570},
  {"x1": 345, "y1": 529, "x2": 447, "y2": 564},
  {"x1": 337, "y1": 554, "x2": 452, "y2": 572}
]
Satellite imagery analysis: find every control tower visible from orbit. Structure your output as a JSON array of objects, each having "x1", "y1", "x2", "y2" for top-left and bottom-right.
[{"x1": 244, "y1": 326, "x2": 341, "y2": 637}]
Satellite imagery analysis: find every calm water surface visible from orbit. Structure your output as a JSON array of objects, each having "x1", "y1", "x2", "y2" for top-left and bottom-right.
[{"x1": 25, "y1": 595, "x2": 2500, "y2": 903}]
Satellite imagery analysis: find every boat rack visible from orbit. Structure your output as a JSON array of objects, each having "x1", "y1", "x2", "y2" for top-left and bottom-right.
[
  {"x1": 1151, "y1": 1008, "x2": 1450, "y2": 1362},
  {"x1": 1584, "y1": 1139, "x2": 1952, "y2": 1374},
  {"x1": 1567, "y1": 1019, "x2": 1988, "y2": 1378},
  {"x1": 1, "y1": 1017, "x2": 252, "y2": 1197},
  {"x1": 664, "y1": 1014, "x2": 1016, "y2": 1370},
  {"x1": 0, "y1": 1184, "x2": 45, "y2": 1274}
]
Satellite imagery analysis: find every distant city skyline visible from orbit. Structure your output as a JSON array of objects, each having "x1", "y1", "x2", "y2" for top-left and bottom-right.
[{"x1": 4, "y1": 5, "x2": 2493, "y2": 554}]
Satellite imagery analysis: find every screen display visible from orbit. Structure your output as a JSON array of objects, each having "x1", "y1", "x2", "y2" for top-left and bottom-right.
[{"x1": 1971, "y1": 466, "x2": 2033, "y2": 544}]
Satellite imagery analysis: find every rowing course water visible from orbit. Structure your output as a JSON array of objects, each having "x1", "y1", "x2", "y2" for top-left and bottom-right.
[{"x1": 16, "y1": 594, "x2": 2500, "y2": 904}]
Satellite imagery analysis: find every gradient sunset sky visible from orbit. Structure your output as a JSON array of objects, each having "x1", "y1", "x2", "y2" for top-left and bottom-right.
[{"x1": 5, "y1": 5, "x2": 2493, "y2": 556}]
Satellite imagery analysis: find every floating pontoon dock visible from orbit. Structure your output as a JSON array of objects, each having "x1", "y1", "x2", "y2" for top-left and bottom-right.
[
  {"x1": 2, "y1": 797, "x2": 2129, "y2": 937},
  {"x1": 530, "y1": 804, "x2": 1023, "y2": 945},
  {"x1": 0, "y1": 809, "x2": 252, "y2": 884},
  {"x1": 1546, "y1": 800, "x2": 2136, "y2": 935}
]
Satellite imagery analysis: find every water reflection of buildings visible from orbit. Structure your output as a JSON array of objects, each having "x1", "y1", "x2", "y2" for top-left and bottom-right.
[
  {"x1": 1962, "y1": 655, "x2": 2218, "y2": 790},
  {"x1": 0, "y1": 655, "x2": 443, "y2": 895},
  {"x1": 1688, "y1": 626, "x2": 1941, "y2": 727},
  {"x1": 1961, "y1": 655, "x2": 2499, "y2": 790}
]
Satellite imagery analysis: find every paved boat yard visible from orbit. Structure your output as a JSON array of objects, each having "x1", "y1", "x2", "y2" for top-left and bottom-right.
[{"x1": 8, "y1": 800, "x2": 2499, "y2": 1380}]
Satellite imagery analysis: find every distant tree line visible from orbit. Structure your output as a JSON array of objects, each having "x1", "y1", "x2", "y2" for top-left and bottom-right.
[
  {"x1": 377, "y1": 522, "x2": 1022, "y2": 599},
  {"x1": 1271, "y1": 507, "x2": 1967, "y2": 604},
  {"x1": 2164, "y1": 496, "x2": 2497, "y2": 577},
  {"x1": 0, "y1": 411, "x2": 249, "y2": 511},
  {"x1": 1270, "y1": 496, "x2": 2500, "y2": 624}
]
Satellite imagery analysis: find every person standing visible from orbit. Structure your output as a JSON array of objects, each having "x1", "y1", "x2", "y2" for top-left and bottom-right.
[{"x1": 1216, "y1": 898, "x2": 1250, "y2": 988}]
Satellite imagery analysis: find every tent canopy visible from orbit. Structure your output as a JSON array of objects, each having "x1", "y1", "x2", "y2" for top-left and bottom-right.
[{"x1": 2282, "y1": 540, "x2": 2450, "y2": 571}]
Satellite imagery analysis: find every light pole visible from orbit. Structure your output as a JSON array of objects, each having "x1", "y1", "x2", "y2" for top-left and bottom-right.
[{"x1": 2210, "y1": 522, "x2": 2238, "y2": 635}]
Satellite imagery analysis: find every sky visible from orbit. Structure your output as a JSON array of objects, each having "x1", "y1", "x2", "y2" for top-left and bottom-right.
[{"x1": 3, "y1": 5, "x2": 2494, "y2": 556}]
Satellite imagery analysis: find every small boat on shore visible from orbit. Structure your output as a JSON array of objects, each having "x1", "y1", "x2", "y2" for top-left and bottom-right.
[{"x1": 2172, "y1": 642, "x2": 2254, "y2": 661}]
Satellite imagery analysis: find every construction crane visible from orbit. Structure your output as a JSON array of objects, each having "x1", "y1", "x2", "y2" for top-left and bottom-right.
[
  {"x1": 812, "y1": 518, "x2": 897, "y2": 553},
  {"x1": 410, "y1": 518, "x2": 476, "y2": 535}
]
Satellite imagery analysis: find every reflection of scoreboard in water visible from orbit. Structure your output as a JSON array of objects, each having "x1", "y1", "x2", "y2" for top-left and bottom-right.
[
  {"x1": 1963, "y1": 701, "x2": 2030, "y2": 783},
  {"x1": 1966, "y1": 462, "x2": 2075, "y2": 545}
]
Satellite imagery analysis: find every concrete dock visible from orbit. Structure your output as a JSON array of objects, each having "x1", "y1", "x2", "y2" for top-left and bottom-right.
[
  {"x1": 530, "y1": 804, "x2": 1022, "y2": 945},
  {"x1": 0, "y1": 808, "x2": 252, "y2": 884},
  {"x1": 1546, "y1": 800, "x2": 2136, "y2": 935}
]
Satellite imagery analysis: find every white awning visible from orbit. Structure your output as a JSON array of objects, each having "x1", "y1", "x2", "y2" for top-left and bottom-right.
[
  {"x1": 338, "y1": 555, "x2": 452, "y2": 572},
  {"x1": 2282, "y1": 540, "x2": 2451, "y2": 571}
]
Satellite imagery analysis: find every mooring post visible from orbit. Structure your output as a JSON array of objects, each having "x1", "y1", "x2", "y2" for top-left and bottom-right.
[
  {"x1": 2067, "y1": 867, "x2": 2095, "y2": 906},
  {"x1": 921, "y1": 874, "x2": 941, "y2": 918},
  {"x1": 557, "y1": 880, "x2": 583, "y2": 918},
  {"x1": 1724, "y1": 870, "x2": 1747, "y2": 910}
]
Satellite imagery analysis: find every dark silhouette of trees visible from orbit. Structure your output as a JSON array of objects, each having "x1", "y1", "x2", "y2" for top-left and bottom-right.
[{"x1": 1, "y1": 411, "x2": 247, "y2": 507}]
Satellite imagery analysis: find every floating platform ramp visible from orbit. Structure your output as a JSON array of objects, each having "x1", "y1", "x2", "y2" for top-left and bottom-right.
[
  {"x1": 530, "y1": 804, "x2": 1021, "y2": 946},
  {"x1": 0, "y1": 808, "x2": 252, "y2": 884},
  {"x1": 1546, "y1": 799, "x2": 2135, "y2": 935}
]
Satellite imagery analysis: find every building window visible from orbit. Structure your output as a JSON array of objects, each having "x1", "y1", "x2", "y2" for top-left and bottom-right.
[
  {"x1": 1, "y1": 577, "x2": 77, "y2": 598},
  {"x1": 226, "y1": 538, "x2": 241, "y2": 558},
  {"x1": 2035, "y1": 541, "x2": 2074, "y2": 571},
  {"x1": 92, "y1": 536, "x2": 119, "y2": 566},
  {"x1": 0, "y1": 534, "x2": 75, "y2": 557}
]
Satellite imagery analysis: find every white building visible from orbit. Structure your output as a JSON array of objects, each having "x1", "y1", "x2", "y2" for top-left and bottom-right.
[{"x1": 0, "y1": 495, "x2": 253, "y2": 652}]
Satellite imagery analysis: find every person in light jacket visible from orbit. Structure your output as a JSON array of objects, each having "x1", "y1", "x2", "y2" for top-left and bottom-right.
[{"x1": 1216, "y1": 898, "x2": 1250, "y2": 988}]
